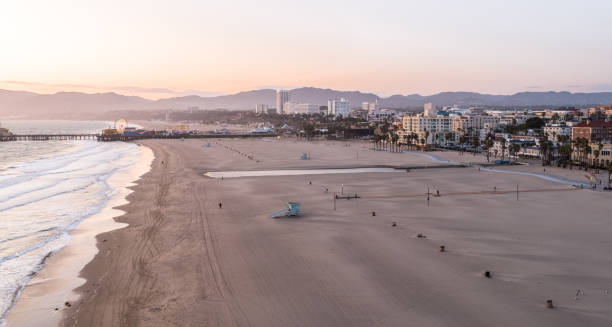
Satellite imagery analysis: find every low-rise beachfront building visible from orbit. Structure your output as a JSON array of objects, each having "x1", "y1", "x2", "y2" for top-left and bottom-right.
[
  {"x1": 572, "y1": 120, "x2": 612, "y2": 142},
  {"x1": 574, "y1": 142, "x2": 612, "y2": 168},
  {"x1": 452, "y1": 115, "x2": 500, "y2": 136},
  {"x1": 402, "y1": 114, "x2": 453, "y2": 144}
]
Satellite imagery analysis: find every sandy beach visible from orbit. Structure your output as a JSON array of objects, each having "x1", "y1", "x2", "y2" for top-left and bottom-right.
[{"x1": 52, "y1": 138, "x2": 612, "y2": 326}]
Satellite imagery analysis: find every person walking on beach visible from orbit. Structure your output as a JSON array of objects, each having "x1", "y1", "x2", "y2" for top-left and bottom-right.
[{"x1": 219, "y1": 202, "x2": 222, "y2": 209}]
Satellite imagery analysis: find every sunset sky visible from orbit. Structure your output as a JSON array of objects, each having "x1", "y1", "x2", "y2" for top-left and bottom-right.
[{"x1": 1, "y1": 0, "x2": 611, "y2": 99}]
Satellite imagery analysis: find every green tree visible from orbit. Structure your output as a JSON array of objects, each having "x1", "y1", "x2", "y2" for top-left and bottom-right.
[{"x1": 525, "y1": 117, "x2": 545, "y2": 130}]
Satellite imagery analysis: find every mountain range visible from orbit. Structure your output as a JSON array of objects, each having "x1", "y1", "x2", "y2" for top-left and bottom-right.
[{"x1": 2, "y1": 87, "x2": 612, "y2": 119}]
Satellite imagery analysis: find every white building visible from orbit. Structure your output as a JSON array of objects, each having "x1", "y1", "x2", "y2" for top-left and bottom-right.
[
  {"x1": 362, "y1": 101, "x2": 379, "y2": 113},
  {"x1": 402, "y1": 114, "x2": 453, "y2": 144},
  {"x1": 369, "y1": 109, "x2": 394, "y2": 122},
  {"x1": 452, "y1": 115, "x2": 500, "y2": 136},
  {"x1": 255, "y1": 104, "x2": 269, "y2": 114},
  {"x1": 328, "y1": 98, "x2": 350, "y2": 117},
  {"x1": 276, "y1": 90, "x2": 289, "y2": 115},
  {"x1": 543, "y1": 124, "x2": 572, "y2": 140},
  {"x1": 284, "y1": 101, "x2": 320, "y2": 115},
  {"x1": 424, "y1": 103, "x2": 438, "y2": 117}
]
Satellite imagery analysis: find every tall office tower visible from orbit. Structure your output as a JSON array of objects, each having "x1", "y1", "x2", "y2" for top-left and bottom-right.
[{"x1": 276, "y1": 90, "x2": 289, "y2": 115}]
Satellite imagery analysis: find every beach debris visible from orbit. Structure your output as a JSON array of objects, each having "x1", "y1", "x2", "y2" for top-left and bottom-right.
[
  {"x1": 546, "y1": 300, "x2": 554, "y2": 309},
  {"x1": 64, "y1": 301, "x2": 71, "y2": 307},
  {"x1": 484, "y1": 271, "x2": 492, "y2": 278},
  {"x1": 335, "y1": 194, "x2": 360, "y2": 200},
  {"x1": 439, "y1": 245, "x2": 446, "y2": 252},
  {"x1": 417, "y1": 233, "x2": 426, "y2": 238},
  {"x1": 271, "y1": 202, "x2": 301, "y2": 218},
  {"x1": 391, "y1": 222, "x2": 397, "y2": 227},
  {"x1": 372, "y1": 211, "x2": 376, "y2": 216}
]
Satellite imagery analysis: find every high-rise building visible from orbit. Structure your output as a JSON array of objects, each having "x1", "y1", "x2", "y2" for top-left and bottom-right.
[
  {"x1": 328, "y1": 98, "x2": 350, "y2": 117},
  {"x1": 255, "y1": 104, "x2": 269, "y2": 114},
  {"x1": 424, "y1": 102, "x2": 438, "y2": 117},
  {"x1": 276, "y1": 90, "x2": 289, "y2": 115}
]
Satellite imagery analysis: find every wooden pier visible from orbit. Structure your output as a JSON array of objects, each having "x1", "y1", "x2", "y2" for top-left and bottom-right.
[
  {"x1": 1, "y1": 134, "x2": 99, "y2": 142},
  {"x1": 1, "y1": 133, "x2": 278, "y2": 142}
]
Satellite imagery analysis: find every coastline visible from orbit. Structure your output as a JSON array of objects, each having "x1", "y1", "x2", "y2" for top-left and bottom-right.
[{"x1": 5, "y1": 145, "x2": 154, "y2": 326}]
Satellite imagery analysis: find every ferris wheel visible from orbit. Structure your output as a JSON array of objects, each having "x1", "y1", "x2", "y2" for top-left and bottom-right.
[{"x1": 114, "y1": 118, "x2": 128, "y2": 133}]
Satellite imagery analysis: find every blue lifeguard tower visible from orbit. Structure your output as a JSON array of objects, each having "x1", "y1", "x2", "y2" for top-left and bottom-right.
[{"x1": 271, "y1": 202, "x2": 301, "y2": 218}]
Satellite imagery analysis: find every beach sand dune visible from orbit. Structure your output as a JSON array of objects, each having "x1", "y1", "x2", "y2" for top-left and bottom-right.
[{"x1": 62, "y1": 139, "x2": 612, "y2": 327}]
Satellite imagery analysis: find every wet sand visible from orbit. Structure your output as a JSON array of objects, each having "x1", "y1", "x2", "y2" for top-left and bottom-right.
[{"x1": 61, "y1": 138, "x2": 612, "y2": 326}]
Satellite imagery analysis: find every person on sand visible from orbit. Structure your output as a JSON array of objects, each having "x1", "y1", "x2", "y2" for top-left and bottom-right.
[{"x1": 218, "y1": 202, "x2": 222, "y2": 209}]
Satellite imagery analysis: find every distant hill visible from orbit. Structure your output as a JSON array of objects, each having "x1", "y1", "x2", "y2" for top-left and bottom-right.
[
  {"x1": 0, "y1": 91, "x2": 149, "y2": 118},
  {"x1": 2, "y1": 87, "x2": 612, "y2": 119}
]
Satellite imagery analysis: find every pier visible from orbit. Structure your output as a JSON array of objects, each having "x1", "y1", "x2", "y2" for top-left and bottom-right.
[
  {"x1": 1, "y1": 133, "x2": 278, "y2": 142},
  {"x1": 1, "y1": 134, "x2": 99, "y2": 142}
]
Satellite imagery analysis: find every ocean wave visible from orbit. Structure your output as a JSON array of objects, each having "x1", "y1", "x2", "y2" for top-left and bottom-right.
[{"x1": 0, "y1": 137, "x2": 142, "y2": 322}]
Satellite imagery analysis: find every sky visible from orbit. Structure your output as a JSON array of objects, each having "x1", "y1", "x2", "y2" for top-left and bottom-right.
[{"x1": 1, "y1": 0, "x2": 611, "y2": 99}]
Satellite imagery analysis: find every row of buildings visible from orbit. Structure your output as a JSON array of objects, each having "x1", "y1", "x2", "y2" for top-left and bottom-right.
[
  {"x1": 400, "y1": 103, "x2": 612, "y2": 167},
  {"x1": 255, "y1": 91, "x2": 352, "y2": 117}
]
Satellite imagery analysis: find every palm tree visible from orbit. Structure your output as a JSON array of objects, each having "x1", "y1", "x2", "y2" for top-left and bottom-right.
[
  {"x1": 445, "y1": 132, "x2": 454, "y2": 147},
  {"x1": 593, "y1": 149, "x2": 600, "y2": 172},
  {"x1": 510, "y1": 143, "x2": 521, "y2": 161},
  {"x1": 485, "y1": 138, "x2": 494, "y2": 162},
  {"x1": 391, "y1": 132, "x2": 399, "y2": 152},
  {"x1": 583, "y1": 143, "x2": 591, "y2": 170},
  {"x1": 607, "y1": 161, "x2": 612, "y2": 190},
  {"x1": 595, "y1": 143, "x2": 603, "y2": 172},
  {"x1": 551, "y1": 112, "x2": 560, "y2": 123},
  {"x1": 500, "y1": 138, "x2": 507, "y2": 160},
  {"x1": 472, "y1": 137, "x2": 480, "y2": 156},
  {"x1": 458, "y1": 135, "x2": 468, "y2": 154}
]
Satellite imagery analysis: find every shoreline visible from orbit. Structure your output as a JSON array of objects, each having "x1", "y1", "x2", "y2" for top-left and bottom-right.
[{"x1": 5, "y1": 145, "x2": 154, "y2": 326}]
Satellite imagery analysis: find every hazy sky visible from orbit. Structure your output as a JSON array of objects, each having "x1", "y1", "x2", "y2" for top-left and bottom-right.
[{"x1": 1, "y1": 0, "x2": 611, "y2": 99}]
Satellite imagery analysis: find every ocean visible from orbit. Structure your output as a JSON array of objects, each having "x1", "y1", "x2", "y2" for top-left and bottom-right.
[{"x1": 0, "y1": 120, "x2": 144, "y2": 323}]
